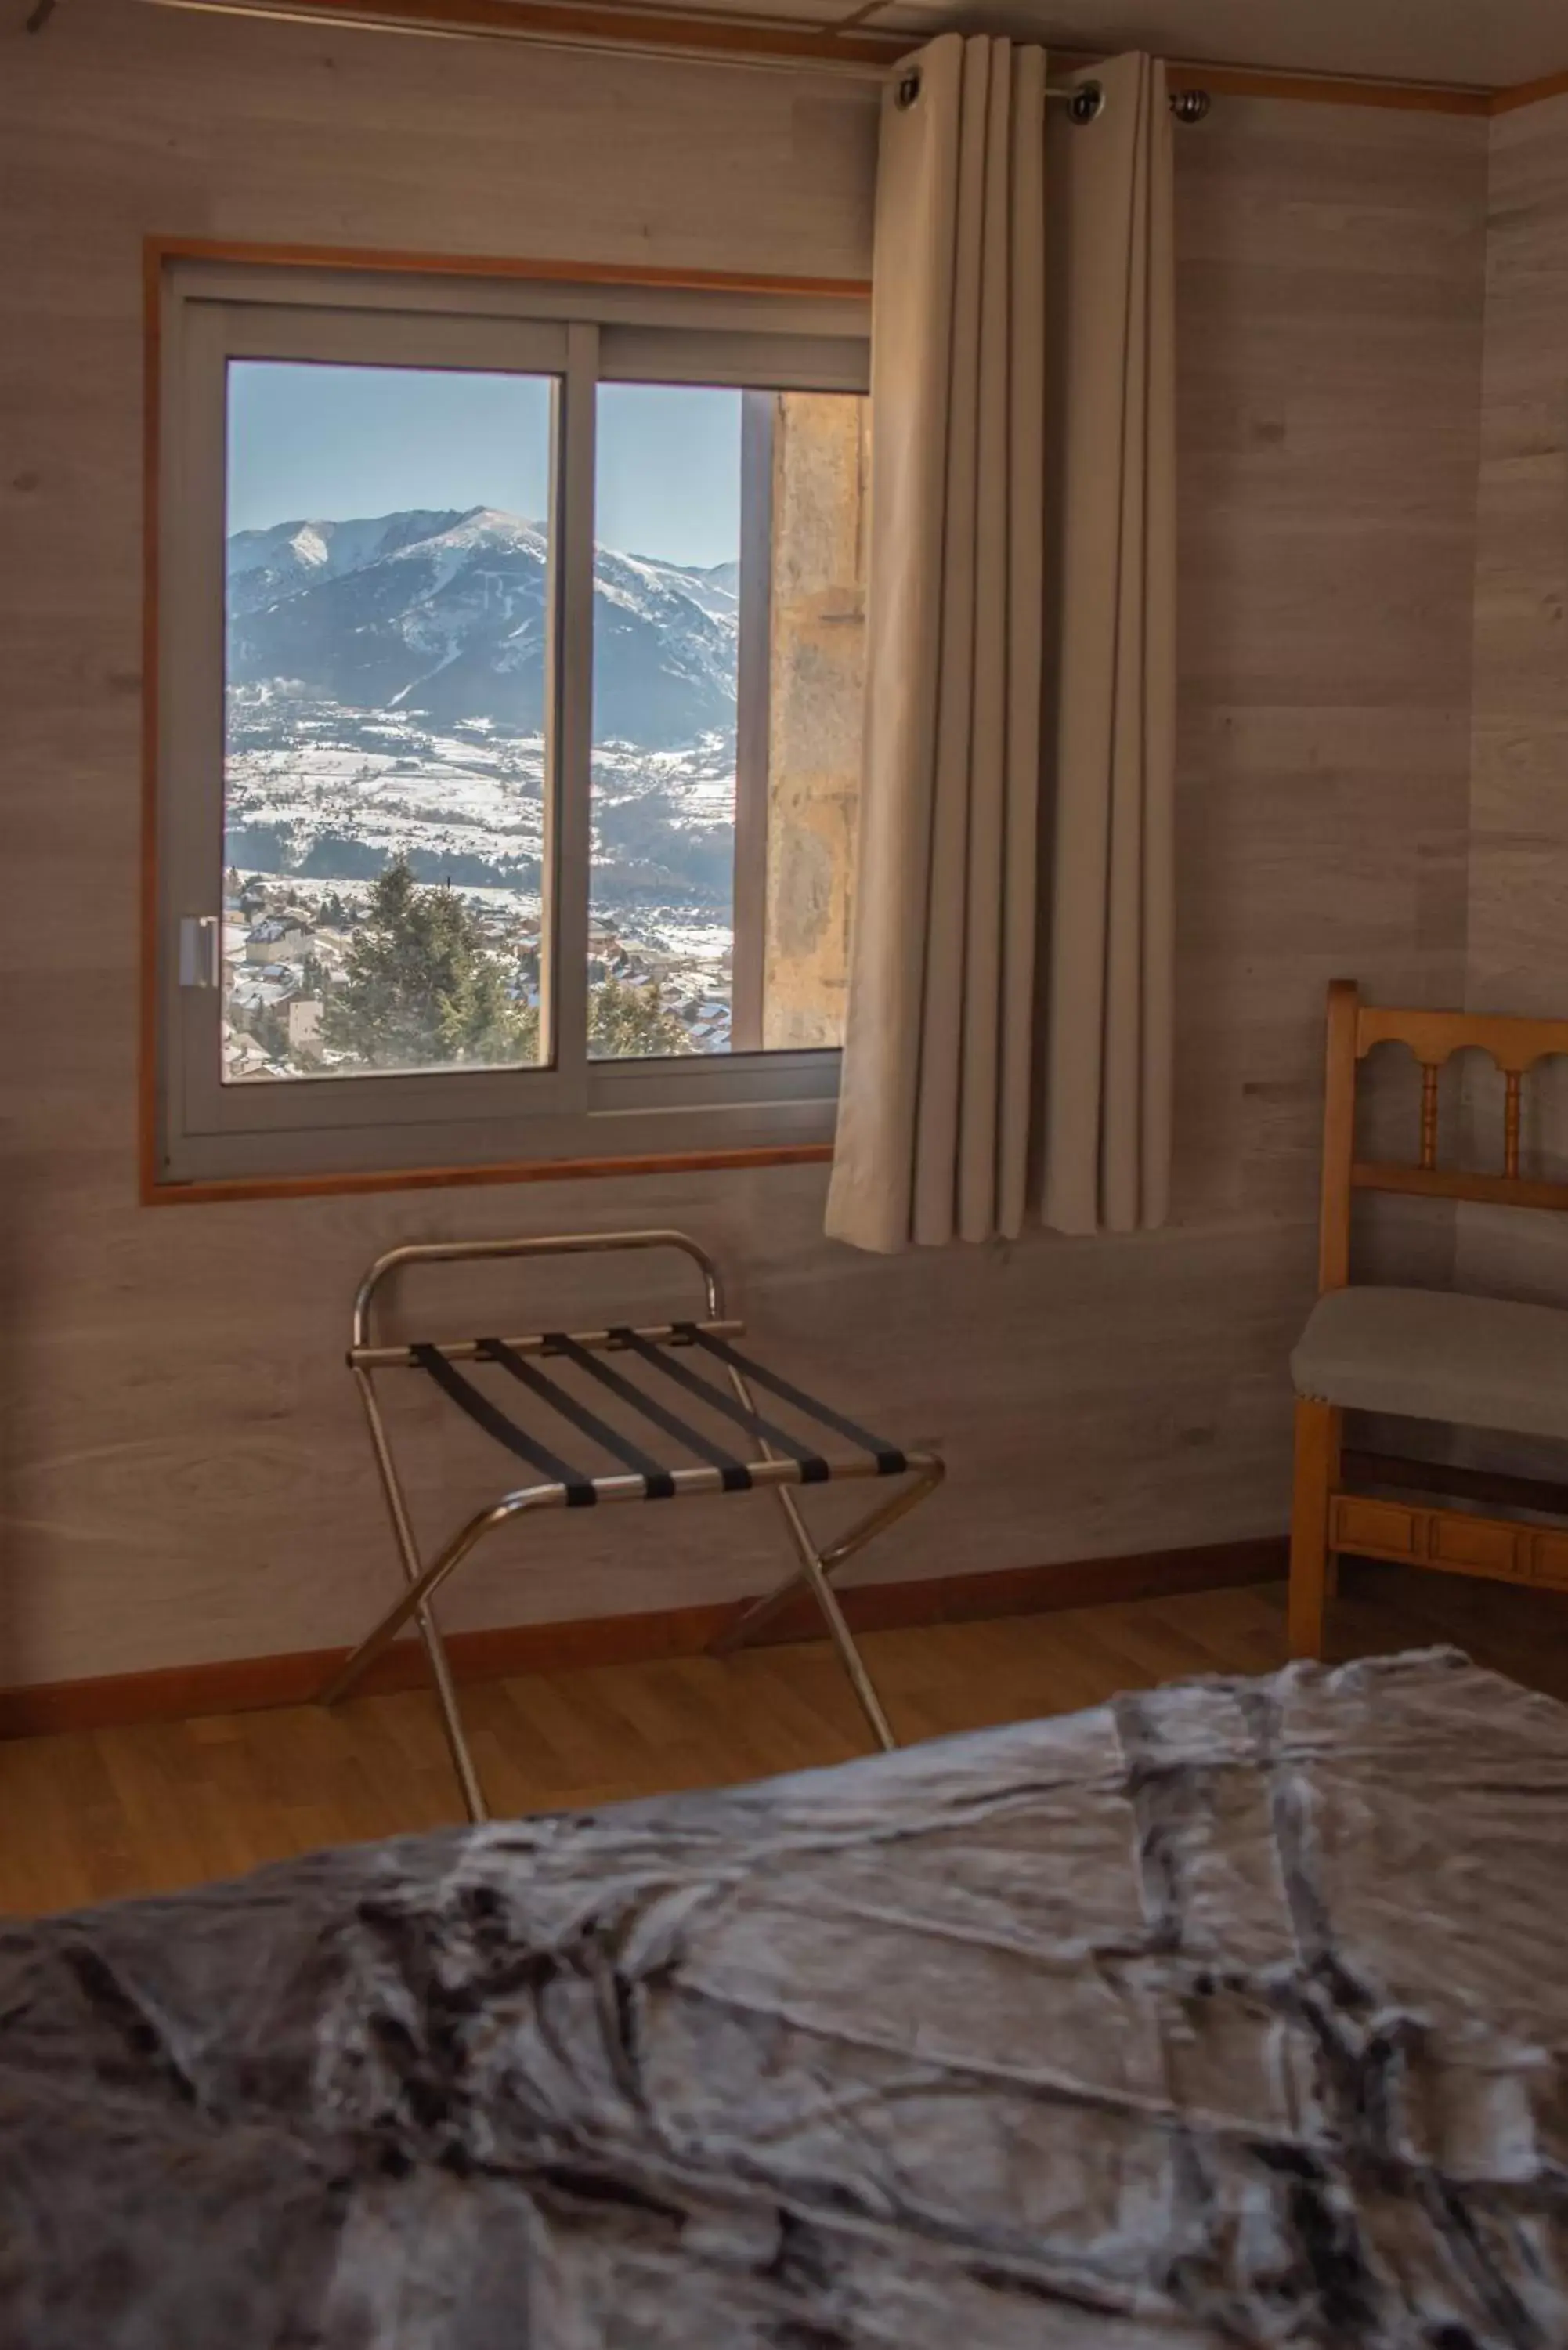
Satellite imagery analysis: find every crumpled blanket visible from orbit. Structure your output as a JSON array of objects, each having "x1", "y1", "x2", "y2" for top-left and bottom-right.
[{"x1": 2, "y1": 1646, "x2": 1566, "y2": 2348}]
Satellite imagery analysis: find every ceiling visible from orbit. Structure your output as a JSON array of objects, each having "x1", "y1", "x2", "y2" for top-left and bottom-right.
[
  {"x1": 510, "y1": 0, "x2": 1568, "y2": 92},
  {"x1": 858, "y1": 0, "x2": 1568, "y2": 89}
]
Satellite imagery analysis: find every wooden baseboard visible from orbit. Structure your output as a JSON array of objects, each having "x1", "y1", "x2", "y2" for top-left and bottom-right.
[{"x1": 0, "y1": 1535, "x2": 1286, "y2": 1740}]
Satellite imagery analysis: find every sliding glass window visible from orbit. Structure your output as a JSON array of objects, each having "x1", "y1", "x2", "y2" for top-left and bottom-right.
[{"x1": 150, "y1": 258, "x2": 869, "y2": 1185}]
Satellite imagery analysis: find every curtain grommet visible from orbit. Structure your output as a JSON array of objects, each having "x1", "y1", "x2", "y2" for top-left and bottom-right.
[
  {"x1": 1067, "y1": 81, "x2": 1104, "y2": 124},
  {"x1": 1169, "y1": 87, "x2": 1212, "y2": 123},
  {"x1": 895, "y1": 70, "x2": 921, "y2": 110}
]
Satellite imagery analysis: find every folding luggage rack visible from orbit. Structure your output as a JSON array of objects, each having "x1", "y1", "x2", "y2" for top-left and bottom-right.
[{"x1": 323, "y1": 1230, "x2": 945, "y2": 1820}]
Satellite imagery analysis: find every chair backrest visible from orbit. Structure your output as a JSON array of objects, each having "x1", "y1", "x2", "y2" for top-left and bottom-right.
[{"x1": 1318, "y1": 980, "x2": 1568, "y2": 1291}]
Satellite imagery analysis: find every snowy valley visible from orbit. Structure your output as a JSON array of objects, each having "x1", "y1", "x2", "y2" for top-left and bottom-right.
[{"x1": 222, "y1": 504, "x2": 745, "y2": 1075}]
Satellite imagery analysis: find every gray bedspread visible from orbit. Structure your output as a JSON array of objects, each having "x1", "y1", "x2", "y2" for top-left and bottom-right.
[{"x1": 2, "y1": 1647, "x2": 1566, "y2": 2348}]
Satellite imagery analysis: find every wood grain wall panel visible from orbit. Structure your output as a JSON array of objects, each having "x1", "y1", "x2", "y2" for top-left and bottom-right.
[
  {"x1": 0, "y1": 0, "x2": 1487, "y2": 1683},
  {"x1": 1456, "y1": 90, "x2": 1568, "y2": 1412},
  {"x1": 1172, "y1": 96, "x2": 1481, "y2": 1260}
]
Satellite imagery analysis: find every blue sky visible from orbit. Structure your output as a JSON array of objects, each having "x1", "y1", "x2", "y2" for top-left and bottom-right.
[{"x1": 226, "y1": 362, "x2": 742, "y2": 568}]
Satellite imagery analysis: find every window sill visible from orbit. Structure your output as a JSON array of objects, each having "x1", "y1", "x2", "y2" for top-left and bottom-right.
[{"x1": 139, "y1": 1139, "x2": 833, "y2": 1208}]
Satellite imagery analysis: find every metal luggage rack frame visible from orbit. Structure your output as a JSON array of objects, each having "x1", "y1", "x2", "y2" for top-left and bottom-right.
[{"x1": 323, "y1": 1230, "x2": 946, "y2": 1820}]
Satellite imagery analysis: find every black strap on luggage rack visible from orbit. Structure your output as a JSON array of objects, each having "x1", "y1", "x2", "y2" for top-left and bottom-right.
[
  {"x1": 676, "y1": 1325, "x2": 909, "y2": 1476},
  {"x1": 323, "y1": 1229, "x2": 945, "y2": 1825},
  {"x1": 537, "y1": 1334, "x2": 754, "y2": 1492},
  {"x1": 479, "y1": 1338, "x2": 677, "y2": 1499},
  {"x1": 603, "y1": 1327, "x2": 834, "y2": 1481},
  {"x1": 408, "y1": 1324, "x2": 909, "y2": 1495},
  {"x1": 410, "y1": 1344, "x2": 598, "y2": 1502}
]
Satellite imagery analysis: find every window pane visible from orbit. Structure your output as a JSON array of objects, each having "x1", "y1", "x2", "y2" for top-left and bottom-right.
[
  {"x1": 588, "y1": 384, "x2": 868, "y2": 1061},
  {"x1": 222, "y1": 360, "x2": 555, "y2": 1083}
]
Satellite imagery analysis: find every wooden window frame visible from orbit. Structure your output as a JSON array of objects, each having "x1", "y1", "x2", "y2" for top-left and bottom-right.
[{"x1": 140, "y1": 238, "x2": 871, "y2": 1206}]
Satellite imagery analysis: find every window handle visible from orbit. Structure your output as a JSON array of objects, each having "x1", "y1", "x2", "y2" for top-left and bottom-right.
[{"x1": 179, "y1": 913, "x2": 221, "y2": 989}]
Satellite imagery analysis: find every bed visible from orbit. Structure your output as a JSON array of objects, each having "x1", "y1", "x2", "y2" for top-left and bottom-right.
[{"x1": 2, "y1": 1647, "x2": 1566, "y2": 2348}]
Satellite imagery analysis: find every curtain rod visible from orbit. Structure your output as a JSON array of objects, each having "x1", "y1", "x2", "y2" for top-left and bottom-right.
[
  {"x1": 894, "y1": 67, "x2": 1211, "y2": 124},
  {"x1": 131, "y1": 0, "x2": 1505, "y2": 111},
  {"x1": 139, "y1": 0, "x2": 1217, "y2": 112}
]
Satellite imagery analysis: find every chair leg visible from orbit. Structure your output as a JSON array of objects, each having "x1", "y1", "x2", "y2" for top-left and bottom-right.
[{"x1": 1288, "y1": 1398, "x2": 1341, "y2": 1662}]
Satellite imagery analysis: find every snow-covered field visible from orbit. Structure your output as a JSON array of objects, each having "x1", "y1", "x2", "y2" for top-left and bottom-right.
[
  {"x1": 226, "y1": 703, "x2": 735, "y2": 895},
  {"x1": 222, "y1": 698, "x2": 738, "y2": 1030},
  {"x1": 224, "y1": 706, "x2": 551, "y2": 889}
]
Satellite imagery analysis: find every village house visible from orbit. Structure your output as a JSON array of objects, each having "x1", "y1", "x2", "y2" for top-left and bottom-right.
[{"x1": 244, "y1": 913, "x2": 314, "y2": 965}]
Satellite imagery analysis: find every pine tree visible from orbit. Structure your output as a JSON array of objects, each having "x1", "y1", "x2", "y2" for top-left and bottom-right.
[
  {"x1": 587, "y1": 974, "x2": 692, "y2": 1059},
  {"x1": 322, "y1": 858, "x2": 539, "y2": 1070}
]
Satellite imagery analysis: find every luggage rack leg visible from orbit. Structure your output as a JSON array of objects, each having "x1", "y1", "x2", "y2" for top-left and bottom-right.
[
  {"x1": 714, "y1": 1359, "x2": 946, "y2": 1755},
  {"x1": 766, "y1": 1485, "x2": 897, "y2": 1752},
  {"x1": 352, "y1": 1365, "x2": 490, "y2": 1823}
]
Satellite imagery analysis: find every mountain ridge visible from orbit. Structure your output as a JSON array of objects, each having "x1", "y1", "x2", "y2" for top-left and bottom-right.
[{"x1": 227, "y1": 504, "x2": 739, "y2": 747}]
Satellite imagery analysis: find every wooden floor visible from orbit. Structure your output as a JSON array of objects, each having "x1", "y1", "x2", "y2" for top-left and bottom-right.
[{"x1": 5, "y1": 1562, "x2": 1567, "y2": 1918}]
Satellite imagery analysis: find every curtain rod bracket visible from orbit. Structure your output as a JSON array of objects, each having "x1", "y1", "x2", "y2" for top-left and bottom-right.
[{"x1": 894, "y1": 65, "x2": 1209, "y2": 122}]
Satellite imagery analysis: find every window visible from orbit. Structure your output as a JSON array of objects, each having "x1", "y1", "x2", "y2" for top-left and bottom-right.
[{"x1": 150, "y1": 255, "x2": 870, "y2": 1187}]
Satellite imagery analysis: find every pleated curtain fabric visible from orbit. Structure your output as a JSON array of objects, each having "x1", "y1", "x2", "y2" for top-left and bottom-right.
[
  {"x1": 826, "y1": 34, "x2": 1046, "y2": 1254},
  {"x1": 1041, "y1": 52, "x2": 1176, "y2": 1236},
  {"x1": 825, "y1": 40, "x2": 1176, "y2": 1253}
]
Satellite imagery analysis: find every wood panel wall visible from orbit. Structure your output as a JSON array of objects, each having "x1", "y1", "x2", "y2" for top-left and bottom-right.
[
  {"x1": 0, "y1": 0, "x2": 1487, "y2": 1686},
  {"x1": 1454, "y1": 91, "x2": 1568, "y2": 1428}
]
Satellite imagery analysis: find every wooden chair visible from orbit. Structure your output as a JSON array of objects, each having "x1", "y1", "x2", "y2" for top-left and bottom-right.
[{"x1": 1289, "y1": 980, "x2": 1568, "y2": 1658}]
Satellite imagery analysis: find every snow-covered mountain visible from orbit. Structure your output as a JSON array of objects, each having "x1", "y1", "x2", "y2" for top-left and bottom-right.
[
  {"x1": 226, "y1": 506, "x2": 739, "y2": 747},
  {"x1": 227, "y1": 509, "x2": 471, "y2": 613}
]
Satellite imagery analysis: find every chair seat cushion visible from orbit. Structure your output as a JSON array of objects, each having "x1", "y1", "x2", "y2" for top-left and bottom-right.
[{"x1": 1292, "y1": 1284, "x2": 1568, "y2": 1439}]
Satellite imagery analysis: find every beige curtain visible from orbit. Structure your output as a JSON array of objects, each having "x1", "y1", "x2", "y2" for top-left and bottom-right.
[
  {"x1": 1041, "y1": 52, "x2": 1176, "y2": 1235},
  {"x1": 826, "y1": 40, "x2": 1175, "y2": 1253}
]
